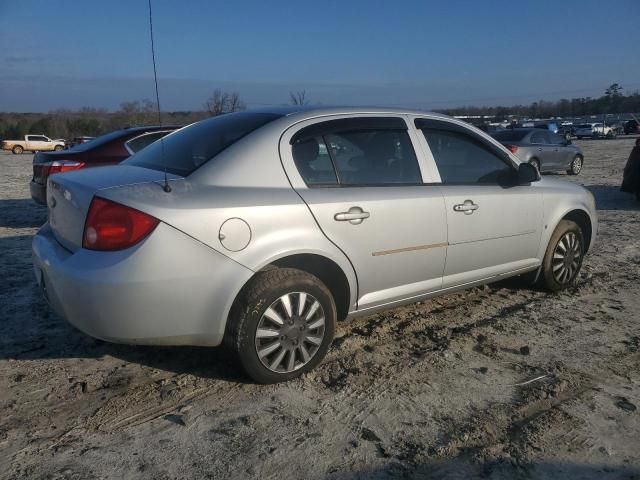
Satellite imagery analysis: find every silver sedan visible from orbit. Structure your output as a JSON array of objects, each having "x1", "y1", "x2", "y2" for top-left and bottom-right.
[
  {"x1": 491, "y1": 128, "x2": 585, "y2": 175},
  {"x1": 32, "y1": 107, "x2": 597, "y2": 383}
]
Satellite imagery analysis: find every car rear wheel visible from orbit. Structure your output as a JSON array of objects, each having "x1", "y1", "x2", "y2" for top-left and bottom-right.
[
  {"x1": 529, "y1": 158, "x2": 540, "y2": 172},
  {"x1": 539, "y1": 220, "x2": 585, "y2": 292},
  {"x1": 567, "y1": 155, "x2": 583, "y2": 175},
  {"x1": 12, "y1": 145, "x2": 23, "y2": 154},
  {"x1": 227, "y1": 268, "x2": 336, "y2": 383}
]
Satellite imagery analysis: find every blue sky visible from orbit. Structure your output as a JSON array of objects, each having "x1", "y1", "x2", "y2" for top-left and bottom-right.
[{"x1": 1, "y1": 0, "x2": 639, "y2": 112}]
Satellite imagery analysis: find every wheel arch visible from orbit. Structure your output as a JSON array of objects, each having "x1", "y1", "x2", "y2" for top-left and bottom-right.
[
  {"x1": 265, "y1": 253, "x2": 352, "y2": 321},
  {"x1": 562, "y1": 209, "x2": 593, "y2": 253}
]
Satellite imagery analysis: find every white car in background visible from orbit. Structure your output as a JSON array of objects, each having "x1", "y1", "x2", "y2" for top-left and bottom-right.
[{"x1": 575, "y1": 123, "x2": 616, "y2": 139}]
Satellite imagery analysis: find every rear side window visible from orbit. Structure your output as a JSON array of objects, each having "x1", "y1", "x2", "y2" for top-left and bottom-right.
[
  {"x1": 124, "y1": 112, "x2": 282, "y2": 176},
  {"x1": 421, "y1": 129, "x2": 513, "y2": 184},
  {"x1": 491, "y1": 130, "x2": 528, "y2": 142},
  {"x1": 125, "y1": 131, "x2": 172, "y2": 154},
  {"x1": 292, "y1": 118, "x2": 422, "y2": 186}
]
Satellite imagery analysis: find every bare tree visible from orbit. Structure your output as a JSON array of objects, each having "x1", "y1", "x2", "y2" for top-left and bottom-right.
[
  {"x1": 204, "y1": 89, "x2": 246, "y2": 116},
  {"x1": 289, "y1": 90, "x2": 308, "y2": 105}
]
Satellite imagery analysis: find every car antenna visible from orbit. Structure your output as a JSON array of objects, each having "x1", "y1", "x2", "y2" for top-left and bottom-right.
[{"x1": 148, "y1": 0, "x2": 171, "y2": 193}]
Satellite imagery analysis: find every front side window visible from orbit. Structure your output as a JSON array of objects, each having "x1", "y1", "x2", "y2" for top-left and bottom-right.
[
  {"x1": 292, "y1": 123, "x2": 422, "y2": 187},
  {"x1": 421, "y1": 128, "x2": 513, "y2": 184}
]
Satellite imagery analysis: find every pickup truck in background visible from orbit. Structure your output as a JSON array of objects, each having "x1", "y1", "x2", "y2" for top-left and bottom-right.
[{"x1": 1, "y1": 135, "x2": 66, "y2": 154}]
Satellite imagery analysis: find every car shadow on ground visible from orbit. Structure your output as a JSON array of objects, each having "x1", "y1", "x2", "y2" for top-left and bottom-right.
[
  {"x1": 0, "y1": 198, "x2": 46, "y2": 228},
  {"x1": 585, "y1": 184, "x2": 639, "y2": 211},
  {"x1": 1, "y1": 279, "x2": 248, "y2": 383}
]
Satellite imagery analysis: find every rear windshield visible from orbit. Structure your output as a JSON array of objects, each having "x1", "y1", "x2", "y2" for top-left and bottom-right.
[
  {"x1": 67, "y1": 129, "x2": 134, "y2": 152},
  {"x1": 123, "y1": 112, "x2": 282, "y2": 176},
  {"x1": 491, "y1": 130, "x2": 528, "y2": 141}
]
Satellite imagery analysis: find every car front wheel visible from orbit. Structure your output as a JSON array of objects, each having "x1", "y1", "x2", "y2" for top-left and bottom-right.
[
  {"x1": 529, "y1": 158, "x2": 540, "y2": 172},
  {"x1": 539, "y1": 220, "x2": 585, "y2": 292},
  {"x1": 12, "y1": 145, "x2": 23, "y2": 154},
  {"x1": 567, "y1": 155, "x2": 583, "y2": 175},
  {"x1": 228, "y1": 268, "x2": 336, "y2": 383}
]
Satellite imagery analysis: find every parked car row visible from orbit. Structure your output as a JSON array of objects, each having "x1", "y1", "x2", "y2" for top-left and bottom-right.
[
  {"x1": 31, "y1": 107, "x2": 598, "y2": 383},
  {"x1": 30, "y1": 125, "x2": 179, "y2": 205}
]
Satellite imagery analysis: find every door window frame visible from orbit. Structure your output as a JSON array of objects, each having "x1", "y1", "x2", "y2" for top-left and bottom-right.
[
  {"x1": 281, "y1": 114, "x2": 437, "y2": 189},
  {"x1": 411, "y1": 116, "x2": 519, "y2": 186}
]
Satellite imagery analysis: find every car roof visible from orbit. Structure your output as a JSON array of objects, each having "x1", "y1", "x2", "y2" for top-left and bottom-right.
[{"x1": 253, "y1": 105, "x2": 450, "y2": 120}]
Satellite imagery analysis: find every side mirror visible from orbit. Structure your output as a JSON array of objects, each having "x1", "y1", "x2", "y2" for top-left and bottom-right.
[{"x1": 516, "y1": 162, "x2": 540, "y2": 184}]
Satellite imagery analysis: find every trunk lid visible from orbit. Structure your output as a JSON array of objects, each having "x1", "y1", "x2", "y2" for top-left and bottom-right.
[{"x1": 47, "y1": 165, "x2": 178, "y2": 252}]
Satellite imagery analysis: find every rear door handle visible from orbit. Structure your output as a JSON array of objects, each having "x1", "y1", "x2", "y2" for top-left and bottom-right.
[
  {"x1": 453, "y1": 200, "x2": 479, "y2": 215},
  {"x1": 334, "y1": 206, "x2": 370, "y2": 225}
]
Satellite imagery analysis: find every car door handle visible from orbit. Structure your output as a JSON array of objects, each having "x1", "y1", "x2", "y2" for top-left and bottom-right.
[
  {"x1": 537, "y1": 147, "x2": 543, "y2": 151},
  {"x1": 334, "y1": 206, "x2": 370, "y2": 224},
  {"x1": 453, "y1": 200, "x2": 479, "y2": 215}
]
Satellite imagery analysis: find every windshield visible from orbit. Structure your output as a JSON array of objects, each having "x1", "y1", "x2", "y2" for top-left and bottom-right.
[
  {"x1": 491, "y1": 130, "x2": 528, "y2": 141},
  {"x1": 123, "y1": 112, "x2": 283, "y2": 176}
]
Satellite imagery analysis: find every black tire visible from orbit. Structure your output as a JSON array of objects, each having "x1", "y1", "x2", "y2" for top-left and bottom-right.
[
  {"x1": 54, "y1": 145, "x2": 64, "y2": 151},
  {"x1": 12, "y1": 145, "x2": 23, "y2": 154},
  {"x1": 529, "y1": 158, "x2": 541, "y2": 172},
  {"x1": 538, "y1": 220, "x2": 585, "y2": 292},
  {"x1": 226, "y1": 267, "x2": 336, "y2": 383},
  {"x1": 567, "y1": 155, "x2": 583, "y2": 175}
]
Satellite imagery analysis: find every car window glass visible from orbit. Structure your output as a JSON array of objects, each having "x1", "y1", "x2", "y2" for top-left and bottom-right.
[
  {"x1": 421, "y1": 128, "x2": 513, "y2": 184},
  {"x1": 124, "y1": 112, "x2": 282, "y2": 176},
  {"x1": 292, "y1": 128, "x2": 422, "y2": 186},
  {"x1": 324, "y1": 130, "x2": 421, "y2": 185},
  {"x1": 126, "y1": 131, "x2": 170, "y2": 154},
  {"x1": 530, "y1": 131, "x2": 547, "y2": 144},
  {"x1": 291, "y1": 136, "x2": 339, "y2": 186},
  {"x1": 548, "y1": 132, "x2": 564, "y2": 144}
]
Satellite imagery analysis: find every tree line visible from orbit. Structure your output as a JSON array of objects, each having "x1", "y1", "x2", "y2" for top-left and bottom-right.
[
  {"x1": 2, "y1": 84, "x2": 637, "y2": 140},
  {"x1": 439, "y1": 84, "x2": 640, "y2": 119}
]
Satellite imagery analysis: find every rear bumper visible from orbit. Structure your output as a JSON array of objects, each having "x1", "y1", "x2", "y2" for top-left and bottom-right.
[
  {"x1": 30, "y1": 180, "x2": 47, "y2": 205},
  {"x1": 32, "y1": 222, "x2": 254, "y2": 346}
]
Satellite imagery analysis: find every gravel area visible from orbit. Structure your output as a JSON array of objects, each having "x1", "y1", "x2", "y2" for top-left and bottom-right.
[{"x1": 1, "y1": 137, "x2": 639, "y2": 479}]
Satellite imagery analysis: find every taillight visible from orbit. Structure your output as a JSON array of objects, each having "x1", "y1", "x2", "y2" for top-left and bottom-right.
[
  {"x1": 83, "y1": 197, "x2": 159, "y2": 251},
  {"x1": 505, "y1": 145, "x2": 519, "y2": 154},
  {"x1": 42, "y1": 160, "x2": 86, "y2": 177}
]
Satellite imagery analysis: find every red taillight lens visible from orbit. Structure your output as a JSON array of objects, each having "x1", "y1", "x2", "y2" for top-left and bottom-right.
[
  {"x1": 506, "y1": 145, "x2": 519, "y2": 154},
  {"x1": 83, "y1": 197, "x2": 159, "y2": 251},
  {"x1": 41, "y1": 160, "x2": 86, "y2": 177}
]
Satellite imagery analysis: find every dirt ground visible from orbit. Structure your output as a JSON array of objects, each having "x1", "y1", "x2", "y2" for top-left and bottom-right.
[{"x1": 1, "y1": 137, "x2": 639, "y2": 480}]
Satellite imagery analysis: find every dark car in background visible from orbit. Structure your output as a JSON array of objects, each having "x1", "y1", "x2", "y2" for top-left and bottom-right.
[
  {"x1": 64, "y1": 136, "x2": 95, "y2": 149},
  {"x1": 491, "y1": 128, "x2": 584, "y2": 175},
  {"x1": 624, "y1": 119, "x2": 640, "y2": 135},
  {"x1": 30, "y1": 125, "x2": 179, "y2": 205}
]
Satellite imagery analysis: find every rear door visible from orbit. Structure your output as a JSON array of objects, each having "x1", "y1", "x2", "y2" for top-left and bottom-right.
[
  {"x1": 280, "y1": 116, "x2": 447, "y2": 311},
  {"x1": 414, "y1": 118, "x2": 543, "y2": 288},
  {"x1": 529, "y1": 130, "x2": 555, "y2": 170}
]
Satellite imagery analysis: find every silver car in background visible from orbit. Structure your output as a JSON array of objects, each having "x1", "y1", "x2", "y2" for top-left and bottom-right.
[
  {"x1": 32, "y1": 107, "x2": 597, "y2": 383},
  {"x1": 491, "y1": 128, "x2": 584, "y2": 175}
]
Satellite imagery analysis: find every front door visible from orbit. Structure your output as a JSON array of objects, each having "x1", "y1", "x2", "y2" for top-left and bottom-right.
[
  {"x1": 417, "y1": 120, "x2": 543, "y2": 287},
  {"x1": 281, "y1": 116, "x2": 447, "y2": 311}
]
